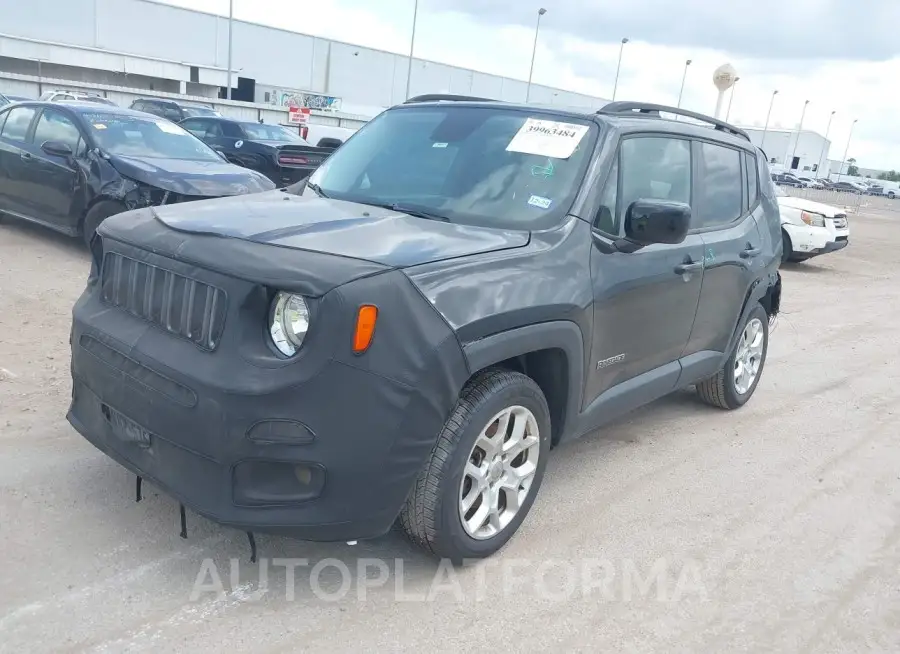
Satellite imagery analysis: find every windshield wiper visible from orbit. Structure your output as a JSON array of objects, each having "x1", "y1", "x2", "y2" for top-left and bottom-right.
[
  {"x1": 365, "y1": 202, "x2": 450, "y2": 223},
  {"x1": 305, "y1": 181, "x2": 330, "y2": 198}
]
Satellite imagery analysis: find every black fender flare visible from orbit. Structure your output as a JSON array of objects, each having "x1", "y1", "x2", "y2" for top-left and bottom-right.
[
  {"x1": 722, "y1": 271, "x2": 781, "y2": 364},
  {"x1": 461, "y1": 320, "x2": 585, "y2": 441}
]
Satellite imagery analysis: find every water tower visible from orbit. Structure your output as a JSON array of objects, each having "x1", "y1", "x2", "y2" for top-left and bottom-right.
[{"x1": 712, "y1": 63, "x2": 738, "y2": 119}]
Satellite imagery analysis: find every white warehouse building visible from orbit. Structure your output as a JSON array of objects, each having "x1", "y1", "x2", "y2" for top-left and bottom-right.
[
  {"x1": 0, "y1": 0, "x2": 609, "y2": 118},
  {"x1": 737, "y1": 126, "x2": 831, "y2": 176}
]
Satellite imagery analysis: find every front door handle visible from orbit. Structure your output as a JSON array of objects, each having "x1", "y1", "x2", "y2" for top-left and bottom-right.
[
  {"x1": 674, "y1": 261, "x2": 703, "y2": 275},
  {"x1": 20, "y1": 152, "x2": 32, "y2": 160},
  {"x1": 740, "y1": 246, "x2": 762, "y2": 259}
]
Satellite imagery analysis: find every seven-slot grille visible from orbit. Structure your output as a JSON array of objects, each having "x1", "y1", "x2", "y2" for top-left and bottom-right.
[
  {"x1": 100, "y1": 253, "x2": 227, "y2": 351},
  {"x1": 832, "y1": 213, "x2": 848, "y2": 229}
]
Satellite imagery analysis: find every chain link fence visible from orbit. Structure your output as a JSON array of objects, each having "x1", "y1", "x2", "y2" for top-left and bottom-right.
[{"x1": 777, "y1": 184, "x2": 900, "y2": 215}]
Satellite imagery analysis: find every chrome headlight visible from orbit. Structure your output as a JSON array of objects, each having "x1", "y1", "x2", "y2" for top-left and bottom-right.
[
  {"x1": 800, "y1": 211, "x2": 826, "y2": 227},
  {"x1": 269, "y1": 292, "x2": 310, "y2": 356}
]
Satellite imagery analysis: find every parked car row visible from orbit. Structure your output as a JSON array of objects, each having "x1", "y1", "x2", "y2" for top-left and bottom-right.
[
  {"x1": 0, "y1": 82, "x2": 352, "y2": 244},
  {"x1": 770, "y1": 172, "x2": 891, "y2": 195},
  {"x1": 0, "y1": 100, "x2": 277, "y2": 245}
]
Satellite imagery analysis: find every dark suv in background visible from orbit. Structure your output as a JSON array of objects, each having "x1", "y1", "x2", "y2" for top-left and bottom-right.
[
  {"x1": 130, "y1": 98, "x2": 220, "y2": 122},
  {"x1": 67, "y1": 97, "x2": 782, "y2": 561}
]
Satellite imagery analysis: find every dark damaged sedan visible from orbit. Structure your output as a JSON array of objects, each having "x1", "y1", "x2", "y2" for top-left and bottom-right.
[{"x1": 0, "y1": 101, "x2": 275, "y2": 244}]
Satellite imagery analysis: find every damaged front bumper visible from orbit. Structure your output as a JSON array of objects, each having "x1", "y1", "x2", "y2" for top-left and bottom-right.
[{"x1": 66, "y1": 224, "x2": 468, "y2": 542}]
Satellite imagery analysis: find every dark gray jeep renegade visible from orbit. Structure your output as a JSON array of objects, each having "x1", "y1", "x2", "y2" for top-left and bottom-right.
[{"x1": 68, "y1": 97, "x2": 782, "y2": 560}]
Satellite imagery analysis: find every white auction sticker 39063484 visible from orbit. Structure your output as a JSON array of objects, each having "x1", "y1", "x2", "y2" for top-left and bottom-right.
[{"x1": 506, "y1": 118, "x2": 589, "y2": 159}]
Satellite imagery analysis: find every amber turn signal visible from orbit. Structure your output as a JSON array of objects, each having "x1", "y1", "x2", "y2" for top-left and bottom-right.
[{"x1": 353, "y1": 305, "x2": 378, "y2": 353}]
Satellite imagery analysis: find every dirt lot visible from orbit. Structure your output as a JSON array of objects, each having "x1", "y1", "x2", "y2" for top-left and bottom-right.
[{"x1": 2, "y1": 207, "x2": 900, "y2": 653}]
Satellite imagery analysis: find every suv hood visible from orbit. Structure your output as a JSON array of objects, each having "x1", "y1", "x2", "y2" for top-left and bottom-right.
[
  {"x1": 107, "y1": 154, "x2": 275, "y2": 196},
  {"x1": 151, "y1": 191, "x2": 530, "y2": 268},
  {"x1": 777, "y1": 195, "x2": 844, "y2": 217}
]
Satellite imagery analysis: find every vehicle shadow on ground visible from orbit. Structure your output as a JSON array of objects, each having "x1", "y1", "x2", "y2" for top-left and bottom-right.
[
  {"x1": 0, "y1": 216, "x2": 90, "y2": 260},
  {"x1": 780, "y1": 261, "x2": 833, "y2": 274}
]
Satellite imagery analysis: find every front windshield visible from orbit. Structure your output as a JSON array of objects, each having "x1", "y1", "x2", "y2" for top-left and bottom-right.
[
  {"x1": 303, "y1": 105, "x2": 597, "y2": 229},
  {"x1": 84, "y1": 112, "x2": 223, "y2": 161},
  {"x1": 240, "y1": 122, "x2": 306, "y2": 143}
]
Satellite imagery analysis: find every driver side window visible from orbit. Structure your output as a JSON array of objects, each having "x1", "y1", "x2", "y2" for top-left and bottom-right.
[{"x1": 595, "y1": 135, "x2": 692, "y2": 235}]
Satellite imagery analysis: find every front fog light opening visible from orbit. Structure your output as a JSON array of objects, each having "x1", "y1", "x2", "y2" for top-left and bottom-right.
[{"x1": 270, "y1": 292, "x2": 310, "y2": 357}]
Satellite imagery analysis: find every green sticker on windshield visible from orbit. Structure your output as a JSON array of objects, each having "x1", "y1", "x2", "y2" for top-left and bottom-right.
[{"x1": 531, "y1": 158, "x2": 555, "y2": 178}]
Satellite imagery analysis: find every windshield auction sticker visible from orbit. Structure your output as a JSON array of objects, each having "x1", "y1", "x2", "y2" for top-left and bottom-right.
[
  {"x1": 155, "y1": 121, "x2": 184, "y2": 135},
  {"x1": 506, "y1": 118, "x2": 589, "y2": 159}
]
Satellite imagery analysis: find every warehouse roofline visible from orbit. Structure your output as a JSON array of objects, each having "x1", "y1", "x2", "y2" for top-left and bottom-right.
[{"x1": 133, "y1": 0, "x2": 601, "y2": 101}]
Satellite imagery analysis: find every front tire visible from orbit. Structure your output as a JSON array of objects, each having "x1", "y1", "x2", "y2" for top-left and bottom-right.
[
  {"x1": 781, "y1": 230, "x2": 793, "y2": 264},
  {"x1": 696, "y1": 303, "x2": 769, "y2": 410},
  {"x1": 81, "y1": 200, "x2": 125, "y2": 247},
  {"x1": 399, "y1": 369, "x2": 551, "y2": 562}
]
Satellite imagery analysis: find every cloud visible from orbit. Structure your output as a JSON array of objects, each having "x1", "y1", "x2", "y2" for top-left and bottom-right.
[
  {"x1": 160, "y1": 0, "x2": 900, "y2": 169},
  {"x1": 424, "y1": 0, "x2": 900, "y2": 61}
]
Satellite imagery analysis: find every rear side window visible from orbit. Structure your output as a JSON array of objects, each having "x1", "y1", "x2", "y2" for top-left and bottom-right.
[
  {"x1": 745, "y1": 151, "x2": 759, "y2": 207},
  {"x1": 142, "y1": 102, "x2": 165, "y2": 117},
  {"x1": 696, "y1": 142, "x2": 743, "y2": 228},
  {"x1": 0, "y1": 106, "x2": 37, "y2": 141},
  {"x1": 162, "y1": 105, "x2": 183, "y2": 122}
]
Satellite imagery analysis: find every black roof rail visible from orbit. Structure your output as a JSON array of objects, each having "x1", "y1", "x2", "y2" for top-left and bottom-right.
[
  {"x1": 404, "y1": 94, "x2": 499, "y2": 104},
  {"x1": 598, "y1": 101, "x2": 750, "y2": 142}
]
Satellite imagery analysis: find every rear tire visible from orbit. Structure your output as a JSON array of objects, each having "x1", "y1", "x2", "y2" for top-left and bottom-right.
[
  {"x1": 81, "y1": 200, "x2": 125, "y2": 247},
  {"x1": 696, "y1": 303, "x2": 769, "y2": 410},
  {"x1": 399, "y1": 369, "x2": 551, "y2": 562}
]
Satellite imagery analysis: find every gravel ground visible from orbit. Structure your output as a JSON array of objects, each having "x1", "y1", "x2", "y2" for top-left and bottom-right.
[{"x1": 2, "y1": 207, "x2": 899, "y2": 653}]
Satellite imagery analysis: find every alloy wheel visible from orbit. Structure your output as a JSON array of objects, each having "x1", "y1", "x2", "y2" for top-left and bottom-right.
[
  {"x1": 734, "y1": 318, "x2": 765, "y2": 395},
  {"x1": 458, "y1": 406, "x2": 541, "y2": 540}
]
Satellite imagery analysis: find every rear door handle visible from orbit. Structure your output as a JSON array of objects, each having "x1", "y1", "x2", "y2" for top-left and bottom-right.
[
  {"x1": 740, "y1": 247, "x2": 762, "y2": 259},
  {"x1": 674, "y1": 261, "x2": 703, "y2": 275},
  {"x1": 20, "y1": 152, "x2": 32, "y2": 160}
]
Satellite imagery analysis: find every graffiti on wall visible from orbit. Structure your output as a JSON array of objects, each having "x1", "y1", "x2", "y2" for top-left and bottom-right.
[{"x1": 270, "y1": 90, "x2": 342, "y2": 112}]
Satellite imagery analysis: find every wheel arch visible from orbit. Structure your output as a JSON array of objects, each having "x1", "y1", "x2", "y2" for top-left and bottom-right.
[
  {"x1": 461, "y1": 321, "x2": 585, "y2": 446},
  {"x1": 722, "y1": 271, "x2": 781, "y2": 366}
]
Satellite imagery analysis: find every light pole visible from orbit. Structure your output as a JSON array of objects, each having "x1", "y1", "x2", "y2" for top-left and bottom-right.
[
  {"x1": 789, "y1": 99, "x2": 810, "y2": 171},
  {"x1": 404, "y1": 0, "x2": 420, "y2": 100},
  {"x1": 677, "y1": 59, "x2": 691, "y2": 108},
  {"x1": 761, "y1": 90, "x2": 778, "y2": 156},
  {"x1": 725, "y1": 76, "x2": 740, "y2": 121},
  {"x1": 817, "y1": 110, "x2": 835, "y2": 178},
  {"x1": 525, "y1": 8, "x2": 547, "y2": 103},
  {"x1": 226, "y1": 0, "x2": 233, "y2": 100},
  {"x1": 837, "y1": 119, "x2": 858, "y2": 182},
  {"x1": 612, "y1": 37, "x2": 628, "y2": 101}
]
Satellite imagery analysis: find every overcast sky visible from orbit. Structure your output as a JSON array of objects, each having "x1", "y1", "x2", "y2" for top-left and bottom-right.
[{"x1": 166, "y1": 0, "x2": 899, "y2": 171}]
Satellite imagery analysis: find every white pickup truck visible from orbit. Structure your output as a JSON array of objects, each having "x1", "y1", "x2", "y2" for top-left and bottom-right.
[{"x1": 776, "y1": 185, "x2": 850, "y2": 262}]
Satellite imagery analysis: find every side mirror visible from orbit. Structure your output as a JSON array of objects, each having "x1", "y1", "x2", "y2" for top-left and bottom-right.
[
  {"x1": 623, "y1": 199, "x2": 691, "y2": 246},
  {"x1": 41, "y1": 140, "x2": 73, "y2": 158}
]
